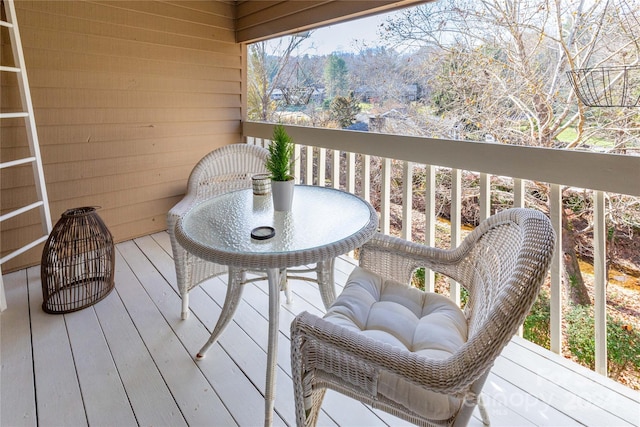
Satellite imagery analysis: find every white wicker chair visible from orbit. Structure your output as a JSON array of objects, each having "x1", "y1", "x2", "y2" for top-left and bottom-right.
[
  {"x1": 290, "y1": 208, "x2": 556, "y2": 427},
  {"x1": 167, "y1": 143, "x2": 269, "y2": 319}
]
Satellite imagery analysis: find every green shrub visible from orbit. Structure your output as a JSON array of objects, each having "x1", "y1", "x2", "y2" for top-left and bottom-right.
[
  {"x1": 566, "y1": 304, "x2": 640, "y2": 379},
  {"x1": 523, "y1": 289, "x2": 551, "y2": 349}
]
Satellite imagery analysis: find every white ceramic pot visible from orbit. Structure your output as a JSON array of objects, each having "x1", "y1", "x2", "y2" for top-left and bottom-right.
[{"x1": 271, "y1": 179, "x2": 294, "y2": 211}]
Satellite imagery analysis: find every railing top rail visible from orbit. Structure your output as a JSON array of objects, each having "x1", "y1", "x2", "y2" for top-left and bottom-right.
[{"x1": 244, "y1": 121, "x2": 640, "y2": 197}]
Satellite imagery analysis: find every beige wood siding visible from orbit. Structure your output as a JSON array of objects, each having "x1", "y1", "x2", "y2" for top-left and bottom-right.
[
  {"x1": 1, "y1": 0, "x2": 241, "y2": 271},
  {"x1": 235, "y1": 0, "x2": 430, "y2": 42}
]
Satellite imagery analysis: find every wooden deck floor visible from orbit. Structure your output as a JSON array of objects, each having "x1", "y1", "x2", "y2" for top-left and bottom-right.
[{"x1": 1, "y1": 232, "x2": 638, "y2": 427}]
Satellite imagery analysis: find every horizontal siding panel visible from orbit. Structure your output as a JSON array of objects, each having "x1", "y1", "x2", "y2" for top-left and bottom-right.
[
  {"x1": 22, "y1": 25, "x2": 240, "y2": 62},
  {"x1": 0, "y1": 230, "x2": 46, "y2": 263},
  {"x1": 4, "y1": 134, "x2": 238, "y2": 186},
  {"x1": 166, "y1": 0, "x2": 235, "y2": 18},
  {"x1": 2, "y1": 181, "x2": 181, "y2": 234},
  {"x1": 4, "y1": 119, "x2": 241, "y2": 149},
  {"x1": 42, "y1": 139, "x2": 237, "y2": 182},
  {"x1": 99, "y1": 1, "x2": 235, "y2": 29},
  {"x1": 17, "y1": 1, "x2": 237, "y2": 45},
  {"x1": 48, "y1": 181, "x2": 188, "y2": 215},
  {"x1": 108, "y1": 212, "x2": 172, "y2": 243},
  {"x1": 0, "y1": 181, "x2": 39, "y2": 212},
  {"x1": 34, "y1": 107, "x2": 241, "y2": 126},
  {"x1": 98, "y1": 198, "x2": 179, "y2": 235},
  {"x1": 25, "y1": 88, "x2": 240, "y2": 110},
  {"x1": 24, "y1": 48, "x2": 241, "y2": 83},
  {"x1": 26, "y1": 69, "x2": 242, "y2": 93}
]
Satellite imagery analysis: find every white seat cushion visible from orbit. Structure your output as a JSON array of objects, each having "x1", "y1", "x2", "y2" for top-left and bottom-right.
[{"x1": 324, "y1": 267, "x2": 468, "y2": 420}]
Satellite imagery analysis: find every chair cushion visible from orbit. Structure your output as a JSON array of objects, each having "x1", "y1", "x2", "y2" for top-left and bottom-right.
[{"x1": 324, "y1": 267, "x2": 468, "y2": 420}]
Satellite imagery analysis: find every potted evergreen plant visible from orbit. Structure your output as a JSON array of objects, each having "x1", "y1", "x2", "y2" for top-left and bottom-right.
[{"x1": 266, "y1": 124, "x2": 295, "y2": 211}]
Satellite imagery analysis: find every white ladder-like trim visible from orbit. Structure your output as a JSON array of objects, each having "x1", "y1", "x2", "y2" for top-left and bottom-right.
[{"x1": 1, "y1": 0, "x2": 52, "y2": 311}]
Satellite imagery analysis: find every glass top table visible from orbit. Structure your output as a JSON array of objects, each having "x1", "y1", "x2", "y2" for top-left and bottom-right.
[{"x1": 175, "y1": 185, "x2": 378, "y2": 426}]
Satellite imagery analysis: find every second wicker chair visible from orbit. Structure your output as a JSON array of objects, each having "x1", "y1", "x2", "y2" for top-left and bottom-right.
[{"x1": 290, "y1": 208, "x2": 555, "y2": 427}]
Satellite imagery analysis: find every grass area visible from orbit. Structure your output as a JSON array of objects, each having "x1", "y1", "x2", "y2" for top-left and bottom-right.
[{"x1": 556, "y1": 127, "x2": 612, "y2": 148}]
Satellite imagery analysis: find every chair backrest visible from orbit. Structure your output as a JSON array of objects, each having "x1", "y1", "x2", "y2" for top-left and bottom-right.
[
  {"x1": 187, "y1": 143, "x2": 269, "y2": 200},
  {"x1": 446, "y1": 208, "x2": 555, "y2": 384}
]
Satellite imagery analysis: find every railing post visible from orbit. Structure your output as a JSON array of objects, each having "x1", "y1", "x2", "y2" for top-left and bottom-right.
[
  {"x1": 402, "y1": 162, "x2": 413, "y2": 241},
  {"x1": 550, "y1": 184, "x2": 563, "y2": 354},
  {"x1": 594, "y1": 190, "x2": 608, "y2": 376}
]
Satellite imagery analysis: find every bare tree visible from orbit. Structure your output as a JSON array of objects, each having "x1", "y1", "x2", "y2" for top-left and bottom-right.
[
  {"x1": 247, "y1": 33, "x2": 311, "y2": 121},
  {"x1": 383, "y1": 0, "x2": 640, "y2": 150}
]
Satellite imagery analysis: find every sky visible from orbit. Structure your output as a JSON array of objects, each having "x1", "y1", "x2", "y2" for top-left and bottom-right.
[{"x1": 295, "y1": 12, "x2": 397, "y2": 55}]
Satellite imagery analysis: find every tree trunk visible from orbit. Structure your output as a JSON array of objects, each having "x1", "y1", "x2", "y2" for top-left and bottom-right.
[{"x1": 562, "y1": 209, "x2": 592, "y2": 306}]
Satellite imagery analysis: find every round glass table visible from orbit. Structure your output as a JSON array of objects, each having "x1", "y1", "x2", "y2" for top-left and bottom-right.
[{"x1": 175, "y1": 185, "x2": 377, "y2": 426}]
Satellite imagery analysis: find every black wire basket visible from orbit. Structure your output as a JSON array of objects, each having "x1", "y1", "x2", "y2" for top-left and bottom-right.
[
  {"x1": 41, "y1": 207, "x2": 115, "y2": 314},
  {"x1": 567, "y1": 65, "x2": 640, "y2": 107}
]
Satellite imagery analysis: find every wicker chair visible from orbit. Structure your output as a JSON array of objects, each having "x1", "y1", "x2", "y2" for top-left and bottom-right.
[
  {"x1": 290, "y1": 208, "x2": 555, "y2": 427},
  {"x1": 167, "y1": 143, "x2": 269, "y2": 319}
]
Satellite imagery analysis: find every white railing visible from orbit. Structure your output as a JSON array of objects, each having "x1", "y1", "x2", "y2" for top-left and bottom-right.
[{"x1": 244, "y1": 121, "x2": 640, "y2": 378}]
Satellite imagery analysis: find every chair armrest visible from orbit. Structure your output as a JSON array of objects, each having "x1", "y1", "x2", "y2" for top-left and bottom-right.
[
  {"x1": 359, "y1": 233, "x2": 461, "y2": 285},
  {"x1": 292, "y1": 311, "x2": 486, "y2": 397},
  {"x1": 168, "y1": 193, "x2": 198, "y2": 227}
]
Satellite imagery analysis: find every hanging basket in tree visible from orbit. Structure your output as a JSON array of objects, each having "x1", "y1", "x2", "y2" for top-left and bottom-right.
[
  {"x1": 567, "y1": 65, "x2": 640, "y2": 107},
  {"x1": 281, "y1": 86, "x2": 314, "y2": 105},
  {"x1": 280, "y1": 61, "x2": 314, "y2": 106}
]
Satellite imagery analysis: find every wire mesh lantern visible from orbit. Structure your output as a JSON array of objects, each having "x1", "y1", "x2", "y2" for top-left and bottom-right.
[
  {"x1": 280, "y1": 61, "x2": 315, "y2": 106},
  {"x1": 41, "y1": 207, "x2": 115, "y2": 314},
  {"x1": 281, "y1": 86, "x2": 314, "y2": 105},
  {"x1": 566, "y1": 65, "x2": 640, "y2": 107}
]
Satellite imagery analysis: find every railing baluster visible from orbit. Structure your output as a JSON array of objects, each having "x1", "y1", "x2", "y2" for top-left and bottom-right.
[
  {"x1": 380, "y1": 158, "x2": 391, "y2": 235},
  {"x1": 550, "y1": 183, "x2": 563, "y2": 354},
  {"x1": 425, "y1": 164, "x2": 436, "y2": 292},
  {"x1": 305, "y1": 146, "x2": 313, "y2": 185},
  {"x1": 479, "y1": 172, "x2": 490, "y2": 221},
  {"x1": 402, "y1": 162, "x2": 413, "y2": 241},
  {"x1": 361, "y1": 154, "x2": 371, "y2": 202},
  {"x1": 294, "y1": 144, "x2": 301, "y2": 184},
  {"x1": 594, "y1": 190, "x2": 607, "y2": 375},
  {"x1": 450, "y1": 168, "x2": 462, "y2": 305},
  {"x1": 513, "y1": 178, "x2": 525, "y2": 336},
  {"x1": 514, "y1": 178, "x2": 525, "y2": 208},
  {"x1": 346, "y1": 152, "x2": 355, "y2": 194},
  {"x1": 332, "y1": 149, "x2": 340, "y2": 189},
  {"x1": 318, "y1": 148, "x2": 326, "y2": 187}
]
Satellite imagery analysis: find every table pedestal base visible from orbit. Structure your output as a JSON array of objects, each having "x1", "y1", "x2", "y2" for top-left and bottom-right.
[{"x1": 195, "y1": 262, "x2": 337, "y2": 425}]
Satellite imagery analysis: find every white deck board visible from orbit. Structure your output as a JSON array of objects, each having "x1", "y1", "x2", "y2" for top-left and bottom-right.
[
  {"x1": 26, "y1": 266, "x2": 87, "y2": 427},
  {"x1": 65, "y1": 306, "x2": 138, "y2": 426},
  {"x1": 1, "y1": 231, "x2": 639, "y2": 427},
  {"x1": 93, "y1": 289, "x2": 187, "y2": 426},
  {"x1": 0, "y1": 270, "x2": 36, "y2": 427}
]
